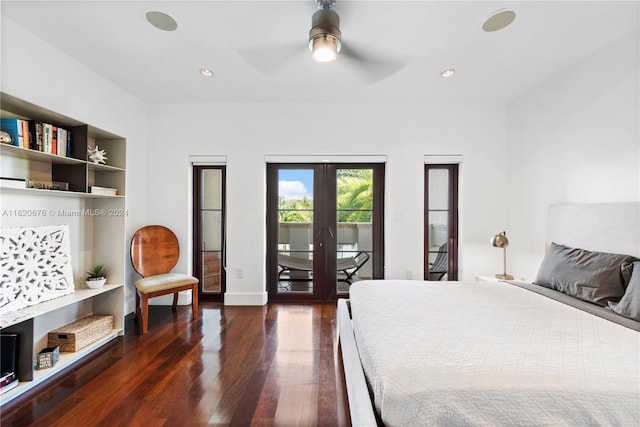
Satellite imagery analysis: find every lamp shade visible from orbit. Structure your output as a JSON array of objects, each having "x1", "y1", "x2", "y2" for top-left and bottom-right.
[{"x1": 491, "y1": 231, "x2": 509, "y2": 248}]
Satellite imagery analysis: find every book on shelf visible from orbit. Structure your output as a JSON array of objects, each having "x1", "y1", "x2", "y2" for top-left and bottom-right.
[
  {"x1": 0, "y1": 377, "x2": 19, "y2": 394},
  {"x1": 43, "y1": 123, "x2": 52, "y2": 154},
  {"x1": 28, "y1": 120, "x2": 43, "y2": 151},
  {"x1": 21, "y1": 120, "x2": 30, "y2": 149},
  {"x1": 57, "y1": 127, "x2": 67, "y2": 157},
  {"x1": 51, "y1": 125, "x2": 58, "y2": 155},
  {"x1": 0, "y1": 372, "x2": 16, "y2": 388},
  {"x1": 0, "y1": 177, "x2": 26, "y2": 189},
  {"x1": 27, "y1": 180, "x2": 69, "y2": 191},
  {"x1": 90, "y1": 186, "x2": 117, "y2": 196},
  {"x1": 66, "y1": 130, "x2": 73, "y2": 157}
]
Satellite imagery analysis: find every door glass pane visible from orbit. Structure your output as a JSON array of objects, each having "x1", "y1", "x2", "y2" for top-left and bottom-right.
[
  {"x1": 428, "y1": 169, "x2": 449, "y2": 210},
  {"x1": 199, "y1": 167, "x2": 224, "y2": 295},
  {"x1": 426, "y1": 166, "x2": 454, "y2": 281},
  {"x1": 202, "y1": 211, "x2": 222, "y2": 251},
  {"x1": 203, "y1": 169, "x2": 222, "y2": 209},
  {"x1": 277, "y1": 169, "x2": 314, "y2": 294},
  {"x1": 336, "y1": 168, "x2": 373, "y2": 295}
]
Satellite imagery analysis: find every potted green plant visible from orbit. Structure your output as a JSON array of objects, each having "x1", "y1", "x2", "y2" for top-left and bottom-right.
[{"x1": 86, "y1": 264, "x2": 107, "y2": 289}]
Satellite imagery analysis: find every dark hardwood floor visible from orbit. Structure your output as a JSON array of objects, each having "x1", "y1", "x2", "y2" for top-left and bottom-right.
[{"x1": 0, "y1": 303, "x2": 351, "y2": 427}]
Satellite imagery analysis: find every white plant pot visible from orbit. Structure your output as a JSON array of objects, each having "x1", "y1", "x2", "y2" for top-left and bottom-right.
[{"x1": 86, "y1": 277, "x2": 106, "y2": 289}]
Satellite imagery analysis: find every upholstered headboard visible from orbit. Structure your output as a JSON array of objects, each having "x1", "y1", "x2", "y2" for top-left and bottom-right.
[{"x1": 547, "y1": 202, "x2": 639, "y2": 258}]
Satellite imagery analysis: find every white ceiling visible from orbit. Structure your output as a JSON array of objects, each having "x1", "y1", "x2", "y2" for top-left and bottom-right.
[{"x1": 2, "y1": 1, "x2": 638, "y2": 104}]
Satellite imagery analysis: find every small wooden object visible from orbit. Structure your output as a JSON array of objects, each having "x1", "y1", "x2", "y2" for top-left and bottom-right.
[
  {"x1": 48, "y1": 315, "x2": 113, "y2": 352},
  {"x1": 37, "y1": 346, "x2": 60, "y2": 369}
]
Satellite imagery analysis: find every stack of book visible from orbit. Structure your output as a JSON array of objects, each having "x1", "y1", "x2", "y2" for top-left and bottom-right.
[
  {"x1": 0, "y1": 118, "x2": 73, "y2": 157},
  {"x1": 90, "y1": 186, "x2": 117, "y2": 196},
  {"x1": 27, "y1": 180, "x2": 69, "y2": 191},
  {"x1": 0, "y1": 372, "x2": 18, "y2": 394},
  {"x1": 0, "y1": 177, "x2": 26, "y2": 189}
]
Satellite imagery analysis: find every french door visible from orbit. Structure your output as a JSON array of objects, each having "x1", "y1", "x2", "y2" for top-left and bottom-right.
[
  {"x1": 266, "y1": 163, "x2": 384, "y2": 301},
  {"x1": 424, "y1": 163, "x2": 458, "y2": 281},
  {"x1": 193, "y1": 165, "x2": 226, "y2": 301}
]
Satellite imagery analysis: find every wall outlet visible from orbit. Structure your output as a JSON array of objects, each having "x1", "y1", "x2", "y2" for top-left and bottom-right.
[
  {"x1": 235, "y1": 268, "x2": 243, "y2": 279},
  {"x1": 405, "y1": 269, "x2": 413, "y2": 279}
]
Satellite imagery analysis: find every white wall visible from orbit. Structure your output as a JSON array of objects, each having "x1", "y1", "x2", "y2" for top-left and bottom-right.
[
  {"x1": 507, "y1": 29, "x2": 640, "y2": 280},
  {"x1": 1, "y1": 18, "x2": 149, "y2": 314},
  {"x1": 148, "y1": 102, "x2": 510, "y2": 304},
  {"x1": 6, "y1": 14, "x2": 637, "y2": 308}
]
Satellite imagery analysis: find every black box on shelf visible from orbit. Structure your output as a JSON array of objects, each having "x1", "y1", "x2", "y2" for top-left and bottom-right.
[{"x1": 36, "y1": 346, "x2": 60, "y2": 370}]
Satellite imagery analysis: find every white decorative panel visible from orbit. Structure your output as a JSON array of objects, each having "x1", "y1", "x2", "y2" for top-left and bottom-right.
[{"x1": 1, "y1": 225, "x2": 75, "y2": 312}]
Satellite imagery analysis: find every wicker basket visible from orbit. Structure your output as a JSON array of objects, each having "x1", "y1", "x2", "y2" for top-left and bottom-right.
[{"x1": 47, "y1": 315, "x2": 113, "y2": 352}]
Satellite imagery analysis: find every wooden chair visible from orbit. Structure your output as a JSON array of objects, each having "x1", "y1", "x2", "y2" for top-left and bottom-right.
[{"x1": 130, "y1": 225, "x2": 199, "y2": 334}]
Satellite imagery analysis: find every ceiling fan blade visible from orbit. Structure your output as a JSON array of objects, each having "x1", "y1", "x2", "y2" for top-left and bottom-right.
[
  {"x1": 340, "y1": 43, "x2": 407, "y2": 83},
  {"x1": 236, "y1": 42, "x2": 306, "y2": 75}
]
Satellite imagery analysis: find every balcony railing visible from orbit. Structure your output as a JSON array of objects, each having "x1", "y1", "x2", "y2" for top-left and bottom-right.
[{"x1": 278, "y1": 222, "x2": 372, "y2": 279}]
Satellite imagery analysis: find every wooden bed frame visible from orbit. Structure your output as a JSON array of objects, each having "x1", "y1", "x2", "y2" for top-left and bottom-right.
[{"x1": 337, "y1": 202, "x2": 639, "y2": 425}]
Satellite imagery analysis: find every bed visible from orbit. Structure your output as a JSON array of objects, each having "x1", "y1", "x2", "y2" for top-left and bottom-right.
[{"x1": 338, "y1": 202, "x2": 640, "y2": 426}]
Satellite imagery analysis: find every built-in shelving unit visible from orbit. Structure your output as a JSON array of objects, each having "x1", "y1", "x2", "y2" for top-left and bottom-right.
[{"x1": 0, "y1": 92, "x2": 127, "y2": 405}]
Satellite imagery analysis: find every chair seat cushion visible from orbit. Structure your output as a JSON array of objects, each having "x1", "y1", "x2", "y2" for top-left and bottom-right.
[{"x1": 135, "y1": 273, "x2": 198, "y2": 294}]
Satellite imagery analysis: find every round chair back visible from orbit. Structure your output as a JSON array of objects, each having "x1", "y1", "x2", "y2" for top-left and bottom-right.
[{"x1": 131, "y1": 225, "x2": 180, "y2": 277}]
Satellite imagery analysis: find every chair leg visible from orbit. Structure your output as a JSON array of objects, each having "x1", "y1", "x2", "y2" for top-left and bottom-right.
[
  {"x1": 192, "y1": 283, "x2": 199, "y2": 320},
  {"x1": 135, "y1": 291, "x2": 141, "y2": 317},
  {"x1": 172, "y1": 292, "x2": 179, "y2": 309},
  {"x1": 141, "y1": 294, "x2": 149, "y2": 334}
]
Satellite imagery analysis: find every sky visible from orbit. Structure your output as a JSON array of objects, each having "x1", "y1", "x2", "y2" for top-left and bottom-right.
[{"x1": 279, "y1": 169, "x2": 313, "y2": 200}]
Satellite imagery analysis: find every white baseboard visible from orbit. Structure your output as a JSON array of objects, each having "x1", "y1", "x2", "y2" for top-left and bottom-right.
[{"x1": 224, "y1": 292, "x2": 268, "y2": 306}]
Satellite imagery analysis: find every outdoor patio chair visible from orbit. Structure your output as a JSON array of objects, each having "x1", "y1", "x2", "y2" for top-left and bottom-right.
[{"x1": 278, "y1": 251, "x2": 370, "y2": 284}]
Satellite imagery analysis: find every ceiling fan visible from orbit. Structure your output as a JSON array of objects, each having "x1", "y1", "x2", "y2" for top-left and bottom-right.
[{"x1": 238, "y1": 0, "x2": 405, "y2": 82}]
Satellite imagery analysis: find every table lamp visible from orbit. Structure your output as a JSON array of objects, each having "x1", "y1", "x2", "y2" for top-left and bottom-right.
[{"x1": 491, "y1": 231, "x2": 514, "y2": 280}]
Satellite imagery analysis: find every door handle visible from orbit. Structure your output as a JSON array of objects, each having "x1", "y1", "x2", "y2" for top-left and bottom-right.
[{"x1": 327, "y1": 227, "x2": 335, "y2": 238}]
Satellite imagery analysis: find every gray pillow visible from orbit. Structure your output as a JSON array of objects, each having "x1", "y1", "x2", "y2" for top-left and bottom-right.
[
  {"x1": 608, "y1": 262, "x2": 640, "y2": 321},
  {"x1": 533, "y1": 242, "x2": 639, "y2": 306}
]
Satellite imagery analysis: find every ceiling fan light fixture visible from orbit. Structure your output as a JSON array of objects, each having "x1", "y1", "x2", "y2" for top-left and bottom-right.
[
  {"x1": 310, "y1": 34, "x2": 341, "y2": 63},
  {"x1": 309, "y1": 7, "x2": 342, "y2": 63}
]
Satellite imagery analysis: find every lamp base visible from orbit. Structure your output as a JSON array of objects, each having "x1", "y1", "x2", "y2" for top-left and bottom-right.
[{"x1": 495, "y1": 273, "x2": 514, "y2": 280}]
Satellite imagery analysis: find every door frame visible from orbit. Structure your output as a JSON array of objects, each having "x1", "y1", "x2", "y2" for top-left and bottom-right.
[
  {"x1": 266, "y1": 162, "x2": 385, "y2": 302},
  {"x1": 192, "y1": 165, "x2": 226, "y2": 302},
  {"x1": 424, "y1": 163, "x2": 459, "y2": 281}
]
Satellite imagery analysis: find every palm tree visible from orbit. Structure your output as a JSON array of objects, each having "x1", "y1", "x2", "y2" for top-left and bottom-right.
[{"x1": 279, "y1": 169, "x2": 373, "y2": 223}]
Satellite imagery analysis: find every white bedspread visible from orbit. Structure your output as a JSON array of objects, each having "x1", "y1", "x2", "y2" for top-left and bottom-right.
[{"x1": 349, "y1": 280, "x2": 640, "y2": 426}]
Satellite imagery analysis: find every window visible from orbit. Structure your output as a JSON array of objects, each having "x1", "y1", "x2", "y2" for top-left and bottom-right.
[{"x1": 424, "y1": 163, "x2": 458, "y2": 280}]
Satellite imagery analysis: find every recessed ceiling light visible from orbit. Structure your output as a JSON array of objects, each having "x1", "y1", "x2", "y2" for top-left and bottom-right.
[
  {"x1": 145, "y1": 11, "x2": 178, "y2": 31},
  {"x1": 482, "y1": 9, "x2": 516, "y2": 32},
  {"x1": 441, "y1": 69, "x2": 456, "y2": 78},
  {"x1": 200, "y1": 69, "x2": 214, "y2": 77}
]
